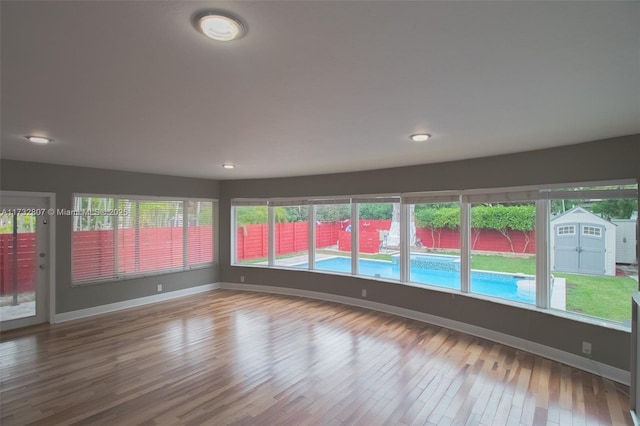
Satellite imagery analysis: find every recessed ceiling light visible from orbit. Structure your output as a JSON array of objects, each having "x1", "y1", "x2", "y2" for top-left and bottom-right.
[
  {"x1": 25, "y1": 135, "x2": 52, "y2": 144},
  {"x1": 222, "y1": 163, "x2": 236, "y2": 169},
  {"x1": 196, "y1": 11, "x2": 245, "y2": 41},
  {"x1": 410, "y1": 133, "x2": 431, "y2": 142}
]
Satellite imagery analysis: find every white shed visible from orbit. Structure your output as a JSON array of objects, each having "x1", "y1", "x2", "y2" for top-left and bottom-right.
[
  {"x1": 550, "y1": 207, "x2": 617, "y2": 276},
  {"x1": 612, "y1": 219, "x2": 638, "y2": 264}
]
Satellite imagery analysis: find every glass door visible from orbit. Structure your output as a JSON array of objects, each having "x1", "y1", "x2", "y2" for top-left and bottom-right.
[{"x1": 0, "y1": 196, "x2": 49, "y2": 331}]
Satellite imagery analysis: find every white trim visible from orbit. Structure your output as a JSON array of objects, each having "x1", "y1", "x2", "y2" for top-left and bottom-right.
[
  {"x1": 48, "y1": 193, "x2": 56, "y2": 325},
  {"x1": 399, "y1": 201, "x2": 409, "y2": 282},
  {"x1": 460, "y1": 202, "x2": 470, "y2": 293},
  {"x1": 75, "y1": 192, "x2": 217, "y2": 203},
  {"x1": 268, "y1": 206, "x2": 275, "y2": 267},
  {"x1": 54, "y1": 283, "x2": 219, "y2": 323},
  {"x1": 536, "y1": 199, "x2": 549, "y2": 309},
  {"x1": 219, "y1": 282, "x2": 630, "y2": 385},
  {"x1": 308, "y1": 206, "x2": 315, "y2": 269},
  {"x1": 0, "y1": 190, "x2": 57, "y2": 326},
  {"x1": 351, "y1": 203, "x2": 358, "y2": 275}
]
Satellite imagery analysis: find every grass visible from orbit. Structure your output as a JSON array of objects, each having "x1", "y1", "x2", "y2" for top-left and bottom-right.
[
  {"x1": 470, "y1": 254, "x2": 536, "y2": 275},
  {"x1": 242, "y1": 249, "x2": 637, "y2": 323},
  {"x1": 555, "y1": 272, "x2": 636, "y2": 323}
]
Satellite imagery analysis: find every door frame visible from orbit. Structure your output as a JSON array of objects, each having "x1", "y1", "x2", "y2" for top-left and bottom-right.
[{"x1": 0, "y1": 190, "x2": 56, "y2": 326}]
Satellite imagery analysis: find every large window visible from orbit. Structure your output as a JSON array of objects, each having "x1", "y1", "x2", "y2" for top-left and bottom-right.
[
  {"x1": 469, "y1": 200, "x2": 536, "y2": 305},
  {"x1": 274, "y1": 204, "x2": 309, "y2": 269},
  {"x1": 72, "y1": 195, "x2": 215, "y2": 284},
  {"x1": 313, "y1": 201, "x2": 351, "y2": 273},
  {"x1": 409, "y1": 200, "x2": 461, "y2": 290},
  {"x1": 230, "y1": 181, "x2": 638, "y2": 327},
  {"x1": 546, "y1": 184, "x2": 638, "y2": 325},
  {"x1": 355, "y1": 199, "x2": 400, "y2": 281},
  {"x1": 233, "y1": 204, "x2": 268, "y2": 265}
]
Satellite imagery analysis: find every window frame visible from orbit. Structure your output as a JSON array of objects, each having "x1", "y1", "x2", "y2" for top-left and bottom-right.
[{"x1": 72, "y1": 193, "x2": 217, "y2": 285}]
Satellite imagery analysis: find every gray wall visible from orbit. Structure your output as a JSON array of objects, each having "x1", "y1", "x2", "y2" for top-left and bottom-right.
[
  {"x1": 219, "y1": 134, "x2": 640, "y2": 371},
  {"x1": 0, "y1": 160, "x2": 219, "y2": 313}
]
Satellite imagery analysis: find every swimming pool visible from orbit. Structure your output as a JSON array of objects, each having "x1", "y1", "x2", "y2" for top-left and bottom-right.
[{"x1": 302, "y1": 254, "x2": 535, "y2": 304}]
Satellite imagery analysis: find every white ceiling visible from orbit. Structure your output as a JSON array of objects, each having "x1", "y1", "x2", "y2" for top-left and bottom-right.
[{"x1": 2, "y1": 1, "x2": 639, "y2": 180}]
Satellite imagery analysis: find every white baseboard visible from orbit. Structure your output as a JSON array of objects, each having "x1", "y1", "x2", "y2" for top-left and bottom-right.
[
  {"x1": 219, "y1": 282, "x2": 630, "y2": 386},
  {"x1": 54, "y1": 283, "x2": 220, "y2": 323}
]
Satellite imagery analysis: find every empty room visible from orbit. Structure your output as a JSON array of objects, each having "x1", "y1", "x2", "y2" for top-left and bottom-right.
[{"x1": 1, "y1": 1, "x2": 639, "y2": 425}]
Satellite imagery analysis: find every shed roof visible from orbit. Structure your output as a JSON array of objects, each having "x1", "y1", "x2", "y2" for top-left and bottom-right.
[{"x1": 550, "y1": 206, "x2": 613, "y2": 225}]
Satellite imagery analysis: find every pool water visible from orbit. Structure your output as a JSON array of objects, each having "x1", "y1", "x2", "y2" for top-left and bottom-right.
[{"x1": 304, "y1": 256, "x2": 535, "y2": 304}]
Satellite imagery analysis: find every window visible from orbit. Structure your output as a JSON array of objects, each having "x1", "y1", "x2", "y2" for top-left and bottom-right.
[
  {"x1": 188, "y1": 201, "x2": 214, "y2": 266},
  {"x1": 355, "y1": 199, "x2": 399, "y2": 280},
  {"x1": 557, "y1": 225, "x2": 575, "y2": 236},
  {"x1": 469, "y1": 200, "x2": 536, "y2": 305},
  {"x1": 72, "y1": 195, "x2": 215, "y2": 284},
  {"x1": 408, "y1": 199, "x2": 461, "y2": 290},
  {"x1": 582, "y1": 226, "x2": 601, "y2": 237},
  {"x1": 119, "y1": 199, "x2": 184, "y2": 274},
  {"x1": 273, "y1": 204, "x2": 309, "y2": 269},
  {"x1": 233, "y1": 204, "x2": 268, "y2": 265},
  {"x1": 72, "y1": 197, "x2": 116, "y2": 282},
  {"x1": 229, "y1": 180, "x2": 638, "y2": 328},
  {"x1": 313, "y1": 201, "x2": 351, "y2": 273},
  {"x1": 547, "y1": 184, "x2": 638, "y2": 325}
]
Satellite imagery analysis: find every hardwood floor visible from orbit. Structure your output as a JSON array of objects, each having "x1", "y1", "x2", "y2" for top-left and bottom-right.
[{"x1": 0, "y1": 289, "x2": 632, "y2": 425}]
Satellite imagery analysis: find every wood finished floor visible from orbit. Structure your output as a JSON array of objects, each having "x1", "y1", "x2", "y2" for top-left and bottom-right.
[{"x1": 0, "y1": 289, "x2": 632, "y2": 426}]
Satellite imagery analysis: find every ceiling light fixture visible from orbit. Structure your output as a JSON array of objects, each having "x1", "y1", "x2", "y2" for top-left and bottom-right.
[
  {"x1": 410, "y1": 133, "x2": 431, "y2": 142},
  {"x1": 25, "y1": 135, "x2": 52, "y2": 144},
  {"x1": 222, "y1": 163, "x2": 236, "y2": 169},
  {"x1": 196, "y1": 11, "x2": 245, "y2": 42}
]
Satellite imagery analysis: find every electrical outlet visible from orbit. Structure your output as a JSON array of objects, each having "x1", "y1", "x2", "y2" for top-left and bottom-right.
[
  {"x1": 582, "y1": 341, "x2": 592, "y2": 355},
  {"x1": 240, "y1": 275, "x2": 245, "y2": 283},
  {"x1": 362, "y1": 289, "x2": 367, "y2": 298},
  {"x1": 157, "y1": 284, "x2": 162, "y2": 292}
]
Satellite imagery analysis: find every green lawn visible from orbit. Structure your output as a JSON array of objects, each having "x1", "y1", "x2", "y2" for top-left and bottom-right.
[{"x1": 555, "y1": 272, "x2": 636, "y2": 323}]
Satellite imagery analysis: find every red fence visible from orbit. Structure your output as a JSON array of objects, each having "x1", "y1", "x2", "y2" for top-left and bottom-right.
[
  {"x1": 236, "y1": 220, "x2": 396, "y2": 260},
  {"x1": 0, "y1": 233, "x2": 37, "y2": 295},
  {"x1": 237, "y1": 221, "x2": 535, "y2": 260},
  {"x1": 416, "y1": 227, "x2": 535, "y2": 254},
  {"x1": 236, "y1": 221, "x2": 349, "y2": 260}
]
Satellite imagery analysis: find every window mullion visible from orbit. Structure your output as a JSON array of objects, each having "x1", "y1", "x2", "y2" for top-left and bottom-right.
[
  {"x1": 114, "y1": 197, "x2": 119, "y2": 279},
  {"x1": 268, "y1": 206, "x2": 275, "y2": 267},
  {"x1": 309, "y1": 205, "x2": 316, "y2": 270},
  {"x1": 183, "y1": 201, "x2": 188, "y2": 269},
  {"x1": 460, "y1": 200, "x2": 470, "y2": 293},
  {"x1": 536, "y1": 199, "x2": 550, "y2": 309},
  {"x1": 400, "y1": 201, "x2": 409, "y2": 282},
  {"x1": 351, "y1": 202, "x2": 358, "y2": 275}
]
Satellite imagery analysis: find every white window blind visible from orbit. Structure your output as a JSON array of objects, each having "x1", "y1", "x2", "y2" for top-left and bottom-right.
[
  {"x1": 122, "y1": 199, "x2": 184, "y2": 275},
  {"x1": 71, "y1": 196, "x2": 117, "y2": 283},
  {"x1": 72, "y1": 195, "x2": 215, "y2": 284},
  {"x1": 187, "y1": 201, "x2": 214, "y2": 266}
]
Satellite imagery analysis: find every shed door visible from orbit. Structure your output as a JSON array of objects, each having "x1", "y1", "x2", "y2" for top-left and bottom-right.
[
  {"x1": 554, "y1": 222, "x2": 606, "y2": 275},
  {"x1": 554, "y1": 223, "x2": 579, "y2": 272},
  {"x1": 578, "y1": 224, "x2": 606, "y2": 275}
]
